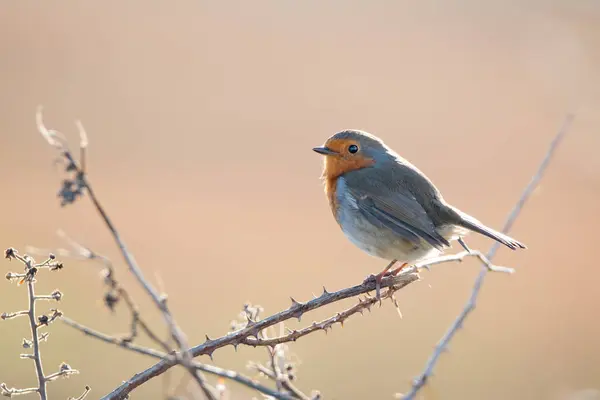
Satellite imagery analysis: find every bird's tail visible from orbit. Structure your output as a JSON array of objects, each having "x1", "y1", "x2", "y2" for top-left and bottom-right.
[{"x1": 452, "y1": 208, "x2": 526, "y2": 250}]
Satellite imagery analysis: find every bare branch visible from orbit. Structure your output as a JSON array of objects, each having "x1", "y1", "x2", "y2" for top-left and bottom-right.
[
  {"x1": 67, "y1": 385, "x2": 91, "y2": 400},
  {"x1": 27, "y1": 267, "x2": 48, "y2": 399},
  {"x1": 0, "y1": 383, "x2": 39, "y2": 397},
  {"x1": 61, "y1": 317, "x2": 296, "y2": 399},
  {"x1": 30, "y1": 234, "x2": 175, "y2": 353},
  {"x1": 45, "y1": 363, "x2": 79, "y2": 382},
  {"x1": 36, "y1": 111, "x2": 213, "y2": 396},
  {"x1": 2, "y1": 248, "x2": 75, "y2": 400},
  {"x1": 400, "y1": 113, "x2": 575, "y2": 399},
  {"x1": 101, "y1": 272, "x2": 418, "y2": 399},
  {"x1": 408, "y1": 249, "x2": 515, "y2": 274},
  {"x1": 1, "y1": 310, "x2": 28, "y2": 320}
]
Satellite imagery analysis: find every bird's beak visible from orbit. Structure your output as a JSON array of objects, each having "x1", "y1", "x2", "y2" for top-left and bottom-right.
[{"x1": 312, "y1": 146, "x2": 338, "y2": 156}]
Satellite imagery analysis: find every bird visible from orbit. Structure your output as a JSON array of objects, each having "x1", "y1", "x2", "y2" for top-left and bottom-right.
[{"x1": 313, "y1": 129, "x2": 526, "y2": 298}]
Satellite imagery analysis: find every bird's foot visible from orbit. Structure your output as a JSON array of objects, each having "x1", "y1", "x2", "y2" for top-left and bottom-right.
[
  {"x1": 361, "y1": 273, "x2": 386, "y2": 303},
  {"x1": 389, "y1": 262, "x2": 409, "y2": 276},
  {"x1": 363, "y1": 261, "x2": 409, "y2": 304}
]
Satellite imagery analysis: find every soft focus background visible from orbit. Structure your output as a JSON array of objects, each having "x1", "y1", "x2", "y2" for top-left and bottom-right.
[{"x1": 1, "y1": 1, "x2": 599, "y2": 399}]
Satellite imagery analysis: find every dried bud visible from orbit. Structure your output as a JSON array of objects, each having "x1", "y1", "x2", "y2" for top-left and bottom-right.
[
  {"x1": 104, "y1": 291, "x2": 120, "y2": 311},
  {"x1": 49, "y1": 309, "x2": 63, "y2": 322},
  {"x1": 51, "y1": 290, "x2": 63, "y2": 301},
  {"x1": 49, "y1": 253, "x2": 56, "y2": 260},
  {"x1": 20, "y1": 267, "x2": 38, "y2": 284},
  {"x1": 38, "y1": 315, "x2": 49, "y2": 326},
  {"x1": 50, "y1": 263, "x2": 64, "y2": 271},
  {"x1": 22, "y1": 338, "x2": 32, "y2": 348},
  {"x1": 60, "y1": 362, "x2": 72, "y2": 372},
  {"x1": 4, "y1": 248, "x2": 16, "y2": 260}
]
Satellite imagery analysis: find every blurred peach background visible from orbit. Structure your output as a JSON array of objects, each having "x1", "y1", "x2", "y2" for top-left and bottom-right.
[{"x1": 1, "y1": 1, "x2": 599, "y2": 399}]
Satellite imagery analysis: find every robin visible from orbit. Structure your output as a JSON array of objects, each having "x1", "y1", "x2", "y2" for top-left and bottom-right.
[{"x1": 313, "y1": 129, "x2": 526, "y2": 298}]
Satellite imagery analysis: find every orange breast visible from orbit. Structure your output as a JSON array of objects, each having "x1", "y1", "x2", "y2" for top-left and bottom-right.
[
  {"x1": 324, "y1": 176, "x2": 339, "y2": 219},
  {"x1": 321, "y1": 152, "x2": 375, "y2": 221}
]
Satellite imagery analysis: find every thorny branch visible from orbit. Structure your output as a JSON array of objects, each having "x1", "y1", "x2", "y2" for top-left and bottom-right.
[
  {"x1": 60, "y1": 316, "x2": 297, "y2": 400},
  {"x1": 400, "y1": 114, "x2": 575, "y2": 399},
  {"x1": 102, "y1": 235, "x2": 522, "y2": 400},
  {"x1": 242, "y1": 304, "x2": 319, "y2": 400},
  {"x1": 101, "y1": 271, "x2": 419, "y2": 399}
]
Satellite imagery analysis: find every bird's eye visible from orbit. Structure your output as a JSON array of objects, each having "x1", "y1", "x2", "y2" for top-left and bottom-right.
[{"x1": 348, "y1": 144, "x2": 359, "y2": 154}]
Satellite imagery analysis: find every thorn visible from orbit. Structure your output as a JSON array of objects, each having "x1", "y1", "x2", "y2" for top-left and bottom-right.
[
  {"x1": 207, "y1": 351, "x2": 214, "y2": 361},
  {"x1": 339, "y1": 319, "x2": 344, "y2": 328},
  {"x1": 290, "y1": 297, "x2": 300, "y2": 308},
  {"x1": 396, "y1": 308, "x2": 403, "y2": 319},
  {"x1": 322, "y1": 286, "x2": 330, "y2": 296},
  {"x1": 205, "y1": 334, "x2": 211, "y2": 342},
  {"x1": 232, "y1": 343, "x2": 238, "y2": 352}
]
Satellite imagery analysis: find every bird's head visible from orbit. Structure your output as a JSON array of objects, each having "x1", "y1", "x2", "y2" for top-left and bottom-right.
[{"x1": 313, "y1": 129, "x2": 391, "y2": 179}]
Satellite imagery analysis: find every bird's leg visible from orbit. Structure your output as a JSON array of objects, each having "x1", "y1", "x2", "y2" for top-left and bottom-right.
[
  {"x1": 389, "y1": 262, "x2": 409, "y2": 276},
  {"x1": 374, "y1": 259, "x2": 398, "y2": 301}
]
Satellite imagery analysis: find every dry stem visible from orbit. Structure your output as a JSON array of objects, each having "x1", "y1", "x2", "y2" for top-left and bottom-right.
[
  {"x1": 36, "y1": 107, "x2": 216, "y2": 398},
  {"x1": 401, "y1": 114, "x2": 574, "y2": 399}
]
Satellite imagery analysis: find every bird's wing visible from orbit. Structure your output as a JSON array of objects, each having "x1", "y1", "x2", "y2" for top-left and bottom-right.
[{"x1": 346, "y1": 184, "x2": 450, "y2": 250}]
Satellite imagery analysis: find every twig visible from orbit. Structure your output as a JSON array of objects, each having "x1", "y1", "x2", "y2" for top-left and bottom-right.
[
  {"x1": 243, "y1": 286, "x2": 399, "y2": 347},
  {"x1": 68, "y1": 385, "x2": 91, "y2": 400},
  {"x1": 60, "y1": 316, "x2": 295, "y2": 399},
  {"x1": 45, "y1": 363, "x2": 79, "y2": 382},
  {"x1": 401, "y1": 114, "x2": 575, "y2": 399},
  {"x1": 2, "y1": 249, "x2": 72, "y2": 400},
  {"x1": 1, "y1": 310, "x2": 29, "y2": 320},
  {"x1": 28, "y1": 277, "x2": 47, "y2": 399},
  {"x1": 408, "y1": 249, "x2": 515, "y2": 274},
  {"x1": 61, "y1": 316, "x2": 175, "y2": 359},
  {"x1": 0, "y1": 384, "x2": 39, "y2": 397},
  {"x1": 37, "y1": 109, "x2": 215, "y2": 398},
  {"x1": 258, "y1": 312, "x2": 312, "y2": 400},
  {"x1": 252, "y1": 363, "x2": 310, "y2": 400},
  {"x1": 29, "y1": 235, "x2": 172, "y2": 352},
  {"x1": 101, "y1": 272, "x2": 418, "y2": 399}
]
